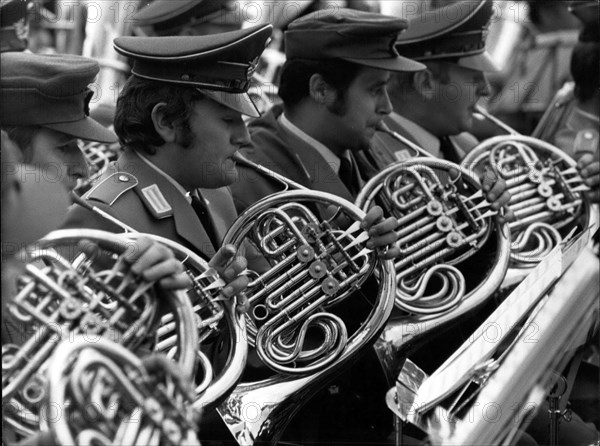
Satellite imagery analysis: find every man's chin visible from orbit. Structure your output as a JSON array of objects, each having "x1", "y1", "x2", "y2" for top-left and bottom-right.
[{"x1": 219, "y1": 171, "x2": 239, "y2": 188}]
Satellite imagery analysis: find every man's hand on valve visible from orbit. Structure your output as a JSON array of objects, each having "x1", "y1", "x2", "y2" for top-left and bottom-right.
[
  {"x1": 577, "y1": 153, "x2": 600, "y2": 203},
  {"x1": 209, "y1": 244, "x2": 250, "y2": 313},
  {"x1": 361, "y1": 206, "x2": 401, "y2": 260},
  {"x1": 481, "y1": 165, "x2": 515, "y2": 224}
]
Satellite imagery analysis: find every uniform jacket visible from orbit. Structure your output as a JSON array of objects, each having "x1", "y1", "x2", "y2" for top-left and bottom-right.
[
  {"x1": 231, "y1": 105, "x2": 396, "y2": 445},
  {"x1": 231, "y1": 104, "x2": 356, "y2": 213},
  {"x1": 63, "y1": 149, "x2": 238, "y2": 261},
  {"x1": 369, "y1": 111, "x2": 478, "y2": 170},
  {"x1": 554, "y1": 104, "x2": 600, "y2": 158}
]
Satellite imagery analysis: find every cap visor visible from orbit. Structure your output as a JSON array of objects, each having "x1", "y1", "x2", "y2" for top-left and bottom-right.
[
  {"x1": 44, "y1": 117, "x2": 118, "y2": 143},
  {"x1": 457, "y1": 51, "x2": 500, "y2": 72},
  {"x1": 199, "y1": 89, "x2": 261, "y2": 118},
  {"x1": 343, "y1": 55, "x2": 426, "y2": 72}
]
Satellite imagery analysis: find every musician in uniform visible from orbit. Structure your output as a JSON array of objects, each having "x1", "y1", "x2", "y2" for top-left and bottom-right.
[
  {"x1": 368, "y1": 0, "x2": 497, "y2": 166},
  {"x1": 226, "y1": 8, "x2": 515, "y2": 445},
  {"x1": 0, "y1": 132, "x2": 197, "y2": 446},
  {"x1": 369, "y1": 0, "x2": 599, "y2": 204},
  {"x1": 0, "y1": 54, "x2": 195, "y2": 339},
  {"x1": 0, "y1": 52, "x2": 118, "y2": 193},
  {"x1": 63, "y1": 26, "x2": 282, "y2": 306}
]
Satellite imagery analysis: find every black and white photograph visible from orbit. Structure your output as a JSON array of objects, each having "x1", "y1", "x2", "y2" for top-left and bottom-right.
[{"x1": 1, "y1": 1, "x2": 599, "y2": 445}]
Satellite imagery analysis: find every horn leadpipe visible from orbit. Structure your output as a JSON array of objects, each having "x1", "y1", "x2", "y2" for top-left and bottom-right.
[
  {"x1": 473, "y1": 104, "x2": 520, "y2": 136},
  {"x1": 376, "y1": 121, "x2": 436, "y2": 159},
  {"x1": 232, "y1": 152, "x2": 309, "y2": 191},
  {"x1": 71, "y1": 191, "x2": 138, "y2": 233}
]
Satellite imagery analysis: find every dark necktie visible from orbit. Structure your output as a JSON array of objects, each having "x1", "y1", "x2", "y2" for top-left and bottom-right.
[
  {"x1": 439, "y1": 136, "x2": 461, "y2": 164},
  {"x1": 190, "y1": 194, "x2": 218, "y2": 250},
  {"x1": 355, "y1": 150, "x2": 380, "y2": 181},
  {"x1": 339, "y1": 150, "x2": 361, "y2": 196}
]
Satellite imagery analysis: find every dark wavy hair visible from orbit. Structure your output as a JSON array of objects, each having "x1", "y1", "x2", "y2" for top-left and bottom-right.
[
  {"x1": 113, "y1": 76, "x2": 205, "y2": 154},
  {"x1": 278, "y1": 58, "x2": 362, "y2": 110}
]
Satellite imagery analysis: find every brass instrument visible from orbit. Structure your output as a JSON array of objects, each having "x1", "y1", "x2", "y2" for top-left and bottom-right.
[
  {"x1": 377, "y1": 121, "x2": 436, "y2": 159},
  {"x1": 124, "y1": 232, "x2": 248, "y2": 412},
  {"x1": 45, "y1": 336, "x2": 200, "y2": 446},
  {"x1": 2, "y1": 229, "x2": 198, "y2": 440},
  {"x1": 233, "y1": 152, "x2": 308, "y2": 191},
  {"x1": 218, "y1": 190, "x2": 396, "y2": 445},
  {"x1": 79, "y1": 140, "x2": 121, "y2": 184},
  {"x1": 69, "y1": 194, "x2": 248, "y2": 412},
  {"x1": 464, "y1": 105, "x2": 596, "y2": 277},
  {"x1": 355, "y1": 155, "x2": 510, "y2": 383},
  {"x1": 388, "y1": 233, "x2": 599, "y2": 445}
]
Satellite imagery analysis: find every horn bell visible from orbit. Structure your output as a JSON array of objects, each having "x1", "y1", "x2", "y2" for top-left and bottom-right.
[
  {"x1": 355, "y1": 157, "x2": 511, "y2": 383},
  {"x1": 1, "y1": 229, "x2": 198, "y2": 441},
  {"x1": 217, "y1": 189, "x2": 396, "y2": 445}
]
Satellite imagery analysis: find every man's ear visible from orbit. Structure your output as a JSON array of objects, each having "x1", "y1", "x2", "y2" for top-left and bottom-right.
[
  {"x1": 308, "y1": 73, "x2": 337, "y2": 106},
  {"x1": 150, "y1": 102, "x2": 177, "y2": 143},
  {"x1": 413, "y1": 69, "x2": 435, "y2": 100}
]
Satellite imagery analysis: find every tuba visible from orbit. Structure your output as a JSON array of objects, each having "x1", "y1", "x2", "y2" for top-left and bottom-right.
[
  {"x1": 1, "y1": 229, "x2": 198, "y2": 441},
  {"x1": 463, "y1": 105, "x2": 597, "y2": 283},
  {"x1": 44, "y1": 336, "x2": 200, "y2": 446},
  {"x1": 387, "y1": 236, "x2": 599, "y2": 445},
  {"x1": 355, "y1": 149, "x2": 511, "y2": 383},
  {"x1": 217, "y1": 189, "x2": 396, "y2": 445}
]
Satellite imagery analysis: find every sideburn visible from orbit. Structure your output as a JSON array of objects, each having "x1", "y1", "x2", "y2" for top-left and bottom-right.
[
  {"x1": 174, "y1": 120, "x2": 193, "y2": 148},
  {"x1": 325, "y1": 90, "x2": 348, "y2": 116}
]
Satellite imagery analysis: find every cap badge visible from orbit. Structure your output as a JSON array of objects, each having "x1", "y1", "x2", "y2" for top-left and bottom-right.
[{"x1": 246, "y1": 55, "x2": 260, "y2": 80}]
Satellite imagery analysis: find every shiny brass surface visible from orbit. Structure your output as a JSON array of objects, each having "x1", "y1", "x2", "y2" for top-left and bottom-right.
[
  {"x1": 47, "y1": 336, "x2": 200, "y2": 446},
  {"x1": 1, "y1": 229, "x2": 197, "y2": 440},
  {"x1": 217, "y1": 190, "x2": 396, "y2": 445}
]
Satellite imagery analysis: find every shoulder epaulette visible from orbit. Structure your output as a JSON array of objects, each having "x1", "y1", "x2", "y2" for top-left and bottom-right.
[
  {"x1": 139, "y1": 184, "x2": 173, "y2": 219},
  {"x1": 84, "y1": 172, "x2": 138, "y2": 206}
]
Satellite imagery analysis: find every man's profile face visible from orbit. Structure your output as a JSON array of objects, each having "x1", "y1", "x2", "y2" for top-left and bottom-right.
[
  {"x1": 325, "y1": 66, "x2": 394, "y2": 152},
  {"x1": 170, "y1": 97, "x2": 251, "y2": 190},
  {"x1": 427, "y1": 62, "x2": 490, "y2": 135},
  {"x1": 27, "y1": 128, "x2": 89, "y2": 192}
]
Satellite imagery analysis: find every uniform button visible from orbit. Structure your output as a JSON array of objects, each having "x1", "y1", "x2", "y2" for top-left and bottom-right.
[{"x1": 118, "y1": 175, "x2": 129, "y2": 182}]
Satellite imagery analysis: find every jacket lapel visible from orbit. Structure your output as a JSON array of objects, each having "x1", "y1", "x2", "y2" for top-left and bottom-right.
[
  {"x1": 124, "y1": 151, "x2": 217, "y2": 259},
  {"x1": 275, "y1": 118, "x2": 355, "y2": 202},
  {"x1": 198, "y1": 187, "x2": 238, "y2": 246}
]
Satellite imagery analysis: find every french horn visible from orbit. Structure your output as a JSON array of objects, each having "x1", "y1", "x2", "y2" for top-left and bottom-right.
[
  {"x1": 123, "y1": 232, "x2": 248, "y2": 413},
  {"x1": 463, "y1": 106, "x2": 596, "y2": 281},
  {"x1": 355, "y1": 152, "x2": 511, "y2": 383},
  {"x1": 44, "y1": 336, "x2": 200, "y2": 446},
  {"x1": 217, "y1": 189, "x2": 396, "y2": 445},
  {"x1": 68, "y1": 193, "x2": 249, "y2": 412},
  {"x1": 1, "y1": 229, "x2": 198, "y2": 441},
  {"x1": 79, "y1": 140, "x2": 121, "y2": 184}
]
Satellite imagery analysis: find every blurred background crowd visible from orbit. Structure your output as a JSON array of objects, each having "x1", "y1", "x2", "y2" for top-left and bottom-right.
[{"x1": 2, "y1": 0, "x2": 593, "y2": 137}]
